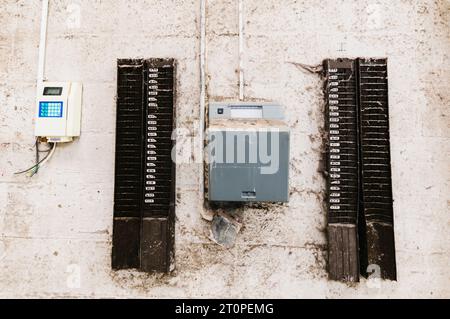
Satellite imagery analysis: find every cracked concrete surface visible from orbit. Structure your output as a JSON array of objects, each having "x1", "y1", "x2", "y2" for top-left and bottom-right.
[{"x1": 0, "y1": 0, "x2": 449, "y2": 298}]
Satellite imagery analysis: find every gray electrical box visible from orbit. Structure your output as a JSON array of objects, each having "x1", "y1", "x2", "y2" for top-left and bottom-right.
[{"x1": 207, "y1": 102, "x2": 290, "y2": 202}]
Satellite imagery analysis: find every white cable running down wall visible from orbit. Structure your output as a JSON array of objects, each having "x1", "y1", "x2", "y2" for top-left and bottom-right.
[
  {"x1": 238, "y1": 0, "x2": 244, "y2": 101},
  {"x1": 37, "y1": 0, "x2": 49, "y2": 84},
  {"x1": 199, "y1": 0, "x2": 207, "y2": 205}
]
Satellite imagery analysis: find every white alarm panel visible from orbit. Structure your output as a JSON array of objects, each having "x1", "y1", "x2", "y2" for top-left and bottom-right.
[{"x1": 35, "y1": 81, "x2": 82, "y2": 143}]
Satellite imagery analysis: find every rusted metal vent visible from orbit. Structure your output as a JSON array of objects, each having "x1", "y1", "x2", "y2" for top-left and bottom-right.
[
  {"x1": 324, "y1": 59, "x2": 359, "y2": 226},
  {"x1": 114, "y1": 60, "x2": 144, "y2": 216},
  {"x1": 357, "y1": 59, "x2": 393, "y2": 224},
  {"x1": 357, "y1": 58, "x2": 396, "y2": 280},
  {"x1": 324, "y1": 58, "x2": 396, "y2": 282},
  {"x1": 324, "y1": 59, "x2": 360, "y2": 282},
  {"x1": 112, "y1": 58, "x2": 176, "y2": 273}
]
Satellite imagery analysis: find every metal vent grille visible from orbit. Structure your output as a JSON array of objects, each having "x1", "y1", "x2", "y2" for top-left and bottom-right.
[
  {"x1": 142, "y1": 61, "x2": 175, "y2": 217},
  {"x1": 357, "y1": 58, "x2": 393, "y2": 224},
  {"x1": 112, "y1": 58, "x2": 176, "y2": 272},
  {"x1": 357, "y1": 58, "x2": 396, "y2": 280},
  {"x1": 324, "y1": 58, "x2": 396, "y2": 281},
  {"x1": 114, "y1": 60, "x2": 144, "y2": 216},
  {"x1": 324, "y1": 59, "x2": 359, "y2": 225}
]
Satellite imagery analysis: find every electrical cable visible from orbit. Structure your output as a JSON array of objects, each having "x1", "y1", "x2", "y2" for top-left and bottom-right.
[
  {"x1": 34, "y1": 138, "x2": 40, "y2": 174},
  {"x1": 14, "y1": 142, "x2": 56, "y2": 176},
  {"x1": 238, "y1": 0, "x2": 244, "y2": 100},
  {"x1": 29, "y1": 142, "x2": 56, "y2": 177},
  {"x1": 37, "y1": 140, "x2": 53, "y2": 152},
  {"x1": 14, "y1": 151, "x2": 49, "y2": 175},
  {"x1": 33, "y1": 139, "x2": 52, "y2": 176}
]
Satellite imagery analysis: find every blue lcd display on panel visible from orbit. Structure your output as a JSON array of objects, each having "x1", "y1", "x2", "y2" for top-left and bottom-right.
[{"x1": 39, "y1": 101, "x2": 63, "y2": 118}]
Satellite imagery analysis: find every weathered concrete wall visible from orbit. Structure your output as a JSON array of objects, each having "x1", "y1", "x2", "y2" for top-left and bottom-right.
[{"x1": 0, "y1": 0, "x2": 448, "y2": 298}]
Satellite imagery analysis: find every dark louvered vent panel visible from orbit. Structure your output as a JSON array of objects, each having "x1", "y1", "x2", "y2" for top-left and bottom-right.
[
  {"x1": 143, "y1": 60, "x2": 175, "y2": 217},
  {"x1": 113, "y1": 58, "x2": 176, "y2": 273},
  {"x1": 357, "y1": 58, "x2": 396, "y2": 280},
  {"x1": 114, "y1": 60, "x2": 144, "y2": 216},
  {"x1": 324, "y1": 59, "x2": 359, "y2": 225},
  {"x1": 357, "y1": 58, "x2": 393, "y2": 224},
  {"x1": 324, "y1": 57, "x2": 396, "y2": 281}
]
